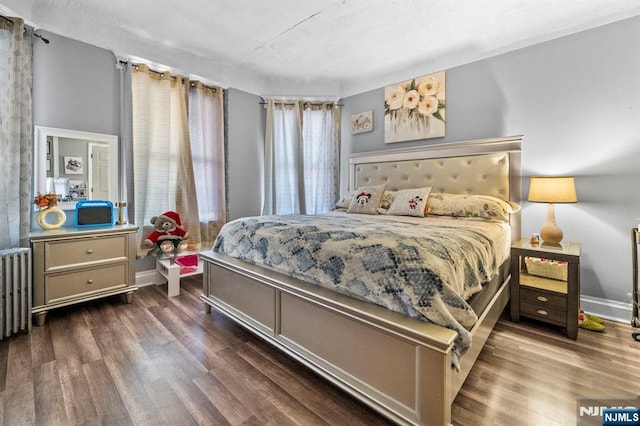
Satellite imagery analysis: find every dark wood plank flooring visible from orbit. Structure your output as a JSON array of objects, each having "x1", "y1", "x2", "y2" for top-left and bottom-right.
[{"x1": 0, "y1": 277, "x2": 637, "y2": 425}]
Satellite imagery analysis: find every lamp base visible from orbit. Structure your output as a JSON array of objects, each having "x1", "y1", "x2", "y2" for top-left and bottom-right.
[{"x1": 540, "y1": 203, "x2": 563, "y2": 244}]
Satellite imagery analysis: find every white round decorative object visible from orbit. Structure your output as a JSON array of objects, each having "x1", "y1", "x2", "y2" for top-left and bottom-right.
[{"x1": 36, "y1": 206, "x2": 66, "y2": 230}]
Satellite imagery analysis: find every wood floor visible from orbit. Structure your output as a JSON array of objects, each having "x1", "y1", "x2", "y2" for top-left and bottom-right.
[{"x1": 0, "y1": 277, "x2": 638, "y2": 426}]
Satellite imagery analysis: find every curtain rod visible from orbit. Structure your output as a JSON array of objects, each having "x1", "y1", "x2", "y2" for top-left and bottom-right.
[
  {"x1": 259, "y1": 101, "x2": 343, "y2": 106},
  {"x1": 0, "y1": 14, "x2": 50, "y2": 43},
  {"x1": 119, "y1": 60, "x2": 221, "y2": 92}
]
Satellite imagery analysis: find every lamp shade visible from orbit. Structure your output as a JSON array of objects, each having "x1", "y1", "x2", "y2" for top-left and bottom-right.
[{"x1": 528, "y1": 176, "x2": 577, "y2": 203}]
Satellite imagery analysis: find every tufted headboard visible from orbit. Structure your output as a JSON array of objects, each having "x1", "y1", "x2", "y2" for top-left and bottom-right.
[
  {"x1": 352, "y1": 151, "x2": 511, "y2": 200},
  {"x1": 348, "y1": 135, "x2": 523, "y2": 236}
]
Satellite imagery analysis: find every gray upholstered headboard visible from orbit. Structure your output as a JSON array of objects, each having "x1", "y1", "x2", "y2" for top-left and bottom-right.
[{"x1": 348, "y1": 135, "x2": 523, "y2": 237}]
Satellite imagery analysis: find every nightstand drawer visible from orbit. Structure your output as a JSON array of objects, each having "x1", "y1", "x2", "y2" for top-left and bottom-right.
[
  {"x1": 520, "y1": 287, "x2": 566, "y2": 309},
  {"x1": 521, "y1": 302, "x2": 566, "y2": 326}
]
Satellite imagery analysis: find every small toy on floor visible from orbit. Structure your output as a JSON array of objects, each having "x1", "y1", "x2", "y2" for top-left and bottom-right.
[{"x1": 578, "y1": 309, "x2": 605, "y2": 332}]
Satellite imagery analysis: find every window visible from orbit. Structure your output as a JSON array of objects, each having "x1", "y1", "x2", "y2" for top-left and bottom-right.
[
  {"x1": 131, "y1": 65, "x2": 225, "y2": 253},
  {"x1": 263, "y1": 100, "x2": 339, "y2": 216}
]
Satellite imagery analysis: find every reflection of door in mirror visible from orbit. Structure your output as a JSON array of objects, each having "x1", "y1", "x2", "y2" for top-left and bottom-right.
[
  {"x1": 34, "y1": 126, "x2": 119, "y2": 209},
  {"x1": 89, "y1": 143, "x2": 109, "y2": 200}
]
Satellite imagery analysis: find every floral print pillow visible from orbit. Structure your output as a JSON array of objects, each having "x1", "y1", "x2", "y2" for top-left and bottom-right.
[
  {"x1": 380, "y1": 190, "x2": 397, "y2": 210},
  {"x1": 427, "y1": 193, "x2": 520, "y2": 222}
]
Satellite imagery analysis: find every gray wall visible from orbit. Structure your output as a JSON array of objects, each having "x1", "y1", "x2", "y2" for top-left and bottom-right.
[
  {"x1": 33, "y1": 31, "x2": 120, "y2": 135},
  {"x1": 342, "y1": 16, "x2": 640, "y2": 311},
  {"x1": 226, "y1": 89, "x2": 264, "y2": 220}
]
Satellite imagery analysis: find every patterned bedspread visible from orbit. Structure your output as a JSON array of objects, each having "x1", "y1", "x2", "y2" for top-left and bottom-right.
[{"x1": 213, "y1": 212, "x2": 509, "y2": 359}]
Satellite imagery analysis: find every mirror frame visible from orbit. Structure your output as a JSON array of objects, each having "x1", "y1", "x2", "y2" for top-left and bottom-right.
[{"x1": 34, "y1": 126, "x2": 119, "y2": 209}]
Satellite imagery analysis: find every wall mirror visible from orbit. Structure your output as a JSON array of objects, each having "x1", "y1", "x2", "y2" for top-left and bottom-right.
[{"x1": 34, "y1": 126, "x2": 119, "y2": 210}]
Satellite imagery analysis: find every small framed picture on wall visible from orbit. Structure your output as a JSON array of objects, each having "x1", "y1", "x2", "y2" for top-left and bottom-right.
[
  {"x1": 64, "y1": 156, "x2": 83, "y2": 174},
  {"x1": 351, "y1": 110, "x2": 373, "y2": 134}
]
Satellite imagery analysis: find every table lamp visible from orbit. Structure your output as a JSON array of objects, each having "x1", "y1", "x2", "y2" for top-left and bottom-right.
[{"x1": 528, "y1": 176, "x2": 577, "y2": 244}]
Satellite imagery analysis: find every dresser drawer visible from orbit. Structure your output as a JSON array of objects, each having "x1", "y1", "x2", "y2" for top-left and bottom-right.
[
  {"x1": 45, "y1": 263, "x2": 127, "y2": 304},
  {"x1": 44, "y1": 235, "x2": 127, "y2": 271},
  {"x1": 520, "y1": 302, "x2": 566, "y2": 326},
  {"x1": 520, "y1": 287, "x2": 566, "y2": 309}
]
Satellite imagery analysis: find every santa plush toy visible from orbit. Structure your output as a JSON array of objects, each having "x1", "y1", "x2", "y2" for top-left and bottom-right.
[{"x1": 144, "y1": 211, "x2": 189, "y2": 247}]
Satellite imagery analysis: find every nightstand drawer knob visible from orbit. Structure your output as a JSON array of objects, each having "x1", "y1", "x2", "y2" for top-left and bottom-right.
[
  {"x1": 537, "y1": 296, "x2": 548, "y2": 302},
  {"x1": 87, "y1": 279, "x2": 94, "y2": 284},
  {"x1": 86, "y1": 249, "x2": 94, "y2": 254},
  {"x1": 537, "y1": 309, "x2": 548, "y2": 316}
]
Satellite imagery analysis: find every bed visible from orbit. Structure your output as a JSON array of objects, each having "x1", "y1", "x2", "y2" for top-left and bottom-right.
[{"x1": 199, "y1": 135, "x2": 522, "y2": 425}]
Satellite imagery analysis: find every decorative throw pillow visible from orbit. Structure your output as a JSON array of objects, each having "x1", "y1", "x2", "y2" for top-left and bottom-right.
[
  {"x1": 347, "y1": 184, "x2": 386, "y2": 215},
  {"x1": 380, "y1": 190, "x2": 397, "y2": 210},
  {"x1": 386, "y1": 187, "x2": 432, "y2": 217},
  {"x1": 335, "y1": 190, "x2": 356, "y2": 209},
  {"x1": 426, "y1": 193, "x2": 520, "y2": 222}
]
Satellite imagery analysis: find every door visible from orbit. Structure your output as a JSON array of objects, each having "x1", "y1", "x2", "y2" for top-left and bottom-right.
[{"x1": 89, "y1": 143, "x2": 110, "y2": 200}]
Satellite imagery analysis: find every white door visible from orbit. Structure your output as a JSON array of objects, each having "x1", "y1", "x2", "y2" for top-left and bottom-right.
[{"x1": 89, "y1": 143, "x2": 110, "y2": 200}]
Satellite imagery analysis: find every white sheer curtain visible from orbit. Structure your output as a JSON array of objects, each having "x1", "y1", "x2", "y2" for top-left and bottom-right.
[
  {"x1": 0, "y1": 18, "x2": 32, "y2": 249},
  {"x1": 302, "y1": 104, "x2": 340, "y2": 214},
  {"x1": 263, "y1": 100, "x2": 304, "y2": 215},
  {"x1": 188, "y1": 82, "x2": 226, "y2": 246},
  {"x1": 262, "y1": 100, "x2": 339, "y2": 216},
  {"x1": 131, "y1": 65, "x2": 200, "y2": 253},
  {"x1": 131, "y1": 64, "x2": 226, "y2": 254}
]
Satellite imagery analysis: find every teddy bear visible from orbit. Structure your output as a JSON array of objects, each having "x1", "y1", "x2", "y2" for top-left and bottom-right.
[{"x1": 143, "y1": 210, "x2": 189, "y2": 248}]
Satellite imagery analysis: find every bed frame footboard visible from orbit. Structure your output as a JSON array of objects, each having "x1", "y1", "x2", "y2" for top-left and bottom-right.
[{"x1": 199, "y1": 250, "x2": 510, "y2": 426}]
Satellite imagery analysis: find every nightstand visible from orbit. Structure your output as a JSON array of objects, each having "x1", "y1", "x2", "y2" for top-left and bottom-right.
[{"x1": 510, "y1": 238, "x2": 581, "y2": 339}]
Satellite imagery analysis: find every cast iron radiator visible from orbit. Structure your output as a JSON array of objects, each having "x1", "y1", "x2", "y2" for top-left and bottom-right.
[{"x1": 0, "y1": 248, "x2": 32, "y2": 339}]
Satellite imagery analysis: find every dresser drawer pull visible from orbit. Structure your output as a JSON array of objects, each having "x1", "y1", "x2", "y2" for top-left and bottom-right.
[
  {"x1": 536, "y1": 309, "x2": 548, "y2": 316},
  {"x1": 536, "y1": 296, "x2": 548, "y2": 302},
  {"x1": 87, "y1": 279, "x2": 94, "y2": 284},
  {"x1": 86, "y1": 249, "x2": 94, "y2": 254}
]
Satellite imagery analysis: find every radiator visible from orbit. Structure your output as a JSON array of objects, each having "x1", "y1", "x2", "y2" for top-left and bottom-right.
[{"x1": 0, "y1": 248, "x2": 32, "y2": 339}]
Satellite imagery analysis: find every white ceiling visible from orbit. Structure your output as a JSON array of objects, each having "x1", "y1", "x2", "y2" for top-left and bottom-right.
[{"x1": 2, "y1": 0, "x2": 640, "y2": 98}]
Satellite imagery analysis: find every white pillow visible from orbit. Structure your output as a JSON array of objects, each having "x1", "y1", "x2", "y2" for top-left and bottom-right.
[
  {"x1": 347, "y1": 184, "x2": 386, "y2": 215},
  {"x1": 386, "y1": 187, "x2": 432, "y2": 217},
  {"x1": 335, "y1": 190, "x2": 356, "y2": 209}
]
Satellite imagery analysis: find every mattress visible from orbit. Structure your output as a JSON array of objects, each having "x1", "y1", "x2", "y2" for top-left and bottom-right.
[{"x1": 213, "y1": 212, "x2": 511, "y2": 357}]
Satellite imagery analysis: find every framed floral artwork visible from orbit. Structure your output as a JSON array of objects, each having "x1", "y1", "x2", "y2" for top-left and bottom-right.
[
  {"x1": 351, "y1": 110, "x2": 373, "y2": 134},
  {"x1": 384, "y1": 71, "x2": 445, "y2": 143}
]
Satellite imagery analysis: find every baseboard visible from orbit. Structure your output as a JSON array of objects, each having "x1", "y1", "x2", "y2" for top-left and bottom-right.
[
  {"x1": 136, "y1": 269, "x2": 165, "y2": 287},
  {"x1": 580, "y1": 295, "x2": 632, "y2": 325}
]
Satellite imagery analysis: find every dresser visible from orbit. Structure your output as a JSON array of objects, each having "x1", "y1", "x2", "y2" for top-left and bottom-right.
[{"x1": 30, "y1": 224, "x2": 138, "y2": 325}]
